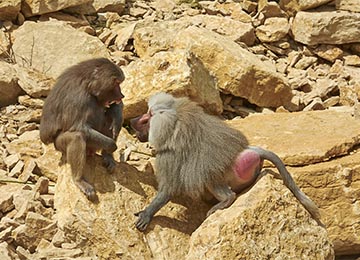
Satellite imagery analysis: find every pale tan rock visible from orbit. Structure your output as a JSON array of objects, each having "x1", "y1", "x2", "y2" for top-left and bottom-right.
[
  {"x1": 113, "y1": 22, "x2": 138, "y2": 51},
  {"x1": 178, "y1": 15, "x2": 256, "y2": 46},
  {"x1": 336, "y1": 0, "x2": 360, "y2": 12},
  {"x1": 259, "y1": 1, "x2": 287, "y2": 17},
  {"x1": 54, "y1": 158, "x2": 209, "y2": 259},
  {"x1": 0, "y1": 62, "x2": 23, "y2": 107},
  {"x1": 229, "y1": 4, "x2": 252, "y2": 23},
  {"x1": 5, "y1": 130, "x2": 42, "y2": 159},
  {"x1": 18, "y1": 95, "x2": 44, "y2": 109},
  {"x1": 0, "y1": 242, "x2": 12, "y2": 260},
  {"x1": 16, "y1": 246, "x2": 33, "y2": 260},
  {"x1": 9, "y1": 159, "x2": 24, "y2": 178},
  {"x1": 0, "y1": 217, "x2": 20, "y2": 231},
  {"x1": 289, "y1": 152, "x2": 360, "y2": 255},
  {"x1": 256, "y1": 17, "x2": 290, "y2": 43},
  {"x1": 65, "y1": 0, "x2": 125, "y2": 14},
  {"x1": 344, "y1": 55, "x2": 360, "y2": 67},
  {"x1": 313, "y1": 45, "x2": 344, "y2": 63},
  {"x1": 294, "y1": 56, "x2": 318, "y2": 70},
  {"x1": 303, "y1": 97, "x2": 325, "y2": 111},
  {"x1": 122, "y1": 50, "x2": 222, "y2": 118},
  {"x1": 18, "y1": 158, "x2": 36, "y2": 183},
  {"x1": 35, "y1": 144, "x2": 61, "y2": 182},
  {"x1": 280, "y1": 0, "x2": 332, "y2": 14},
  {"x1": 0, "y1": 0, "x2": 21, "y2": 21},
  {"x1": 14, "y1": 64, "x2": 55, "y2": 98},
  {"x1": 36, "y1": 245, "x2": 82, "y2": 259},
  {"x1": 39, "y1": 11, "x2": 90, "y2": 28},
  {"x1": 0, "y1": 192, "x2": 14, "y2": 213},
  {"x1": 0, "y1": 30, "x2": 10, "y2": 58},
  {"x1": 187, "y1": 174, "x2": 334, "y2": 260},
  {"x1": 292, "y1": 11, "x2": 360, "y2": 45},
  {"x1": 0, "y1": 227, "x2": 12, "y2": 242},
  {"x1": 13, "y1": 212, "x2": 57, "y2": 252},
  {"x1": 228, "y1": 109, "x2": 360, "y2": 165},
  {"x1": 323, "y1": 96, "x2": 340, "y2": 108},
  {"x1": 133, "y1": 23, "x2": 294, "y2": 109},
  {"x1": 34, "y1": 177, "x2": 49, "y2": 195},
  {"x1": 21, "y1": 0, "x2": 91, "y2": 17},
  {"x1": 3, "y1": 153, "x2": 20, "y2": 170},
  {"x1": 12, "y1": 20, "x2": 110, "y2": 79}
]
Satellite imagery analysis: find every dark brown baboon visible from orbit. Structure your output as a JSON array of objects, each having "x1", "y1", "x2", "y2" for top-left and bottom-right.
[
  {"x1": 130, "y1": 92, "x2": 321, "y2": 231},
  {"x1": 40, "y1": 58, "x2": 125, "y2": 201}
]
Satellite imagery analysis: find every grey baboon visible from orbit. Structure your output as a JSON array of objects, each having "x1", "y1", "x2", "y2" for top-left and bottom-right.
[{"x1": 130, "y1": 92, "x2": 321, "y2": 231}]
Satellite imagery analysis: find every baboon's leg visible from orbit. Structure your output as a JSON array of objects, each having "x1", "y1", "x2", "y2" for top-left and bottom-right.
[
  {"x1": 55, "y1": 131, "x2": 97, "y2": 201},
  {"x1": 206, "y1": 184, "x2": 236, "y2": 217}
]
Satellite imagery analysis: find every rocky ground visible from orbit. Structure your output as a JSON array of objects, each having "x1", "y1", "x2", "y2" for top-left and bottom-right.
[{"x1": 0, "y1": 0, "x2": 360, "y2": 259}]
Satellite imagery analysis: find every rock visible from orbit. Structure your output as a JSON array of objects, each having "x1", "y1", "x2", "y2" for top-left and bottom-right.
[
  {"x1": 133, "y1": 23, "x2": 294, "y2": 109},
  {"x1": 33, "y1": 177, "x2": 49, "y2": 195},
  {"x1": 65, "y1": 0, "x2": 126, "y2": 15},
  {"x1": 280, "y1": 0, "x2": 333, "y2": 14},
  {"x1": 13, "y1": 212, "x2": 57, "y2": 252},
  {"x1": 5, "y1": 130, "x2": 42, "y2": 159},
  {"x1": 187, "y1": 174, "x2": 334, "y2": 259},
  {"x1": 256, "y1": 17, "x2": 290, "y2": 43},
  {"x1": 36, "y1": 245, "x2": 82, "y2": 259},
  {"x1": 0, "y1": 0, "x2": 21, "y2": 21},
  {"x1": 344, "y1": 55, "x2": 360, "y2": 67},
  {"x1": 228, "y1": 109, "x2": 360, "y2": 165},
  {"x1": 303, "y1": 97, "x2": 325, "y2": 111},
  {"x1": 14, "y1": 65, "x2": 55, "y2": 98},
  {"x1": 0, "y1": 192, "x2": 14, "y2": 214},
  {"x1": 259, "y1": 1, "x2": 287, "y2": 18},
  {"x1": 313, "y1": 45, "x2": 344, "y2": 63},
  {"x1": 9, "y1": 159, "x2": 24, "y2": 178},
  {"x1": 17, "y1": 95, "x2": 44, "y2": 109},
  {"x1": 0, "y1": 242, "x2": 12, "y2": 260},
  {"x1": 0, "y1": 62, "x2": 24, "y2": 107},
  {"x1": 21, "y1": 0, "x2": 91, "y2": 17},
  {"x1": 12, "y1": 20, "x2": 110, "y2": 79},
  {"x1": 54, "y1": 157, "x2": 210, "y2": 259},
  {"x1": 294, "y1": 56, "x2": 318, "y2": 70},
  {"x1": 39, "y1": 11, "x2": 91, "y2": 29},
  {"x1": 35, "y1": 145, "x2": 61, "y2": 183},
  {"x1": 122, "y1": 50, "x2": 222, "y2": 118},
  {"x1": 18, "y1": 159, "x2": 37, "y2": 183},
  {"x1": 292, "y1": 11, "x2": 360, "y2": 45},
  {"x1": 113, "y1": 22, "x2": 138, "y2": 51},
  {"x1": 0, "y1": 227, "x2": 12, "y2": 242},
  {"x1": 3, "y1": 153, "x2": 20, "y2": 170},
  {"x1": 178, "y1": 15, "x2": 256, "y2": 46},
  {"x1": 289, "y1": 151, "x2": 360, "y2": 255},
  {"x1": 336, "y1": 0, "x2": 360, "y2": 12},
  {"x1": 0, "y1": 30, "x2": 10, "y2": 58}
]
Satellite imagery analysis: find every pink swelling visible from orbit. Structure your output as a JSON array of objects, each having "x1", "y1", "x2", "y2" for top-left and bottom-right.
[{"x1": 233, "y1": 149, "x2": 261, "y2": 181}]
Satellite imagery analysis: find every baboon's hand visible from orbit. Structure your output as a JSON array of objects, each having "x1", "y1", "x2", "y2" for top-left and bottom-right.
[
  {"x1": 110, "y1": 120, "x2": 121, "y2": 140},
  {"x1": 135, "y1": 210, "x2": 152, "y2": 231},
  {"x1": 102, "y1": 153, "x2": 116, "y2": 173}
]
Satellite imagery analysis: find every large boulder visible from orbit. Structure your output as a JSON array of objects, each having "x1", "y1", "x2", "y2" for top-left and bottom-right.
[
  {"x1": 54, "y1": 157, "x2": 210, "y2": 259},
  {"x1": 229, "y1": 108, "x2": 360, "y2": 165},
  {"x1": 133, "y1": 22, "x2": 294, "y2": 109},
  {"x1": 187, "y1": 174, "x2": 334, "y2": 260},
  {"x1": 21, "y1": 0, "x2": 91, "y2": 17},
  {"x1": 12, "y1": 20, "x2": 110, "y2": 79},
  {"x1": 121, "y1": 50, "x2": 222, "y2": 119},
  {"x1": 229, "y1": 108, "x2": 360, "y2": 255},
  {"x1": 292, "y1": 11, "x2": 360, "y2": 45},
  {"x1": 0, "y1": 62, "x2": 23, "y2": 107}
]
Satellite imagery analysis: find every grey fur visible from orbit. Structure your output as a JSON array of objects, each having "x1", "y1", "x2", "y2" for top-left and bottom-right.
[{"x1": 133, "y1": 92, "x2": 321, "y2": 231}]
